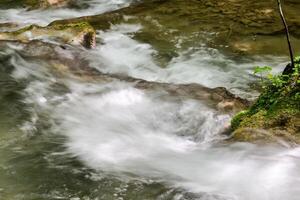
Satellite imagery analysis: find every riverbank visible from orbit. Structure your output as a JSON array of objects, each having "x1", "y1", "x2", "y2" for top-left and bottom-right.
[{"x1": 231, "y1": 58, "x2": 300, "y2": 144}]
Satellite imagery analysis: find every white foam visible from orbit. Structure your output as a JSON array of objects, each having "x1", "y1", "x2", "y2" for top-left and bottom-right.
[
  {"x1": 4, "y1": 20, "x2": 299, "y2": 200},
  {"x1": 53, "y1": 83, "x2": 300, "y2": 200},
  {"x1": 88, "y1": 24, "x2": 287, "y2": 99},
  {"x1": 0, "y1": 0, "x2": 133, "y2": 26},
  {"x1": 88, "y1": 24, "x2": 162, "y2": 81}
]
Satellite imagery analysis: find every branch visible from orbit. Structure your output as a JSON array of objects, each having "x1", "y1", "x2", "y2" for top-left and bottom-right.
[{"x1": 277, "y1": 0, "x2": 295, "y2": 73}]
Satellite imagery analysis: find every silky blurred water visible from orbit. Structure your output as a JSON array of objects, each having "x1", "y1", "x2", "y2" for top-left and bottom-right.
[{"x1": 0, "y1": 1, "x2": 299, "y2": 200}]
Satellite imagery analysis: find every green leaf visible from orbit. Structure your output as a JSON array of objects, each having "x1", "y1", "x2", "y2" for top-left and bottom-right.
[
  {"x1": 253, "y1": 66, "x2": 272, "y2": 74},
  {"x1": 267, "y1": 74, "x2": 273, "y2": 79},
  {"x1": 294, "y1": 56, "x2": 300, "y2": 63}
]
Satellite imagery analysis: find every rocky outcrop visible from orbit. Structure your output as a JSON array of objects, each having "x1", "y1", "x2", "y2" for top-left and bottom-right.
[
  {"x1": 0, "y1": 22, "x2": 96, "y2": 48},
  {"x1": 230, "y1": 59, "x2": 300, "y2": 144}
]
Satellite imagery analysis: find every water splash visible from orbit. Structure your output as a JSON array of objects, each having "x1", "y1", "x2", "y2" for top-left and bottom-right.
[
  {"x1": 88, "y1": 24, "x2": 287, "y2": 99},
  {"x1": 2, "y1": 22, "x2": 300, "y2": 200},
  {"x1": 0, "y1": 0, "x2": 133, "y2": 27},
  {"x1": 54, "y1": 83, "x2": 300, "y2": 200}
]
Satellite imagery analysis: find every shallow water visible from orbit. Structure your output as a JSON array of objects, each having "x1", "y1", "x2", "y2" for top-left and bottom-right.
[
  {"x1": 0, "y1": 0, "x2": 133, "y2": 27},
  {"x1": 0, "y1": 1, "x2": 300, "y2": 200}
]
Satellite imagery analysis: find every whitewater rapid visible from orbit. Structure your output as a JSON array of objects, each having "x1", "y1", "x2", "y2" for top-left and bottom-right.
[
  {"x1": 0, "y1": 0, "x2": 133, "y2": 27},
  {"x1": 3, "y1": 22, "x2": 298, "y2": 200},
  {"x1": 54, "y1": 83, "x2": 300, "y2": 200},
  {"x1": 0, "y1": 1, "x2": 299, "y2": 198},
  {"x1": 87, "y1": 24, "x2": 286, "y2": 99}
]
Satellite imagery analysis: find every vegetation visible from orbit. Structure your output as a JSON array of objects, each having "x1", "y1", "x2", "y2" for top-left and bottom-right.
[
  {"x1": 230, "y1": 0, "x2": 300, "y2": 143},
  {"x1": 231, "y1": 57, "x2": 300, "y2": 142}
]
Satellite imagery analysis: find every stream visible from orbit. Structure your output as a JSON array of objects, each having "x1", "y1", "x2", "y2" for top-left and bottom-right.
[{"x1": 0, "y1": 1, "x2": 300, "y2": 200}]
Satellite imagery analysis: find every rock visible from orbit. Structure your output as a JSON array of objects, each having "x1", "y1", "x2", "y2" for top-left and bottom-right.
[
  {"x1": 0, "y1": 0, "x2": 72, "y2": 9},
  {"x1": 0, "y1": 23, "x2": 19, "y2": 32},
  {"x1": 47, "y1": 0, "x2": 300, "y2": 59},
  {"x1": 0, "y1": 40, "x2": 249, "y2": 113},
  {"x1": 47, "y1": 0, "x2": 66, "y2": 5},
  {"x1": 230, "y1": 128, "x2": 300, "y2": 145},
  {"x1": 283, "y1": 63, "x2": 294, "y2": 75},
  {"x1": 0, "y1": 22, "x2": 96, "y2": 48},
  {"x1": 230, "y1": 70, "x2": 300, "y2": 144},
  {"x1": 26, "y1": 0, "x2": 71, "y2": 9},
  {"x1": 231, "y1": 110, "x2": 300, "y2": 143},
  {"x1": 49, "y1": 0, "x2": 300, "y2": 38},
  {"x1": 232, "y1": 128, "x2": 274, "y2": 143},
  {"x1": 217, "y1": 101, "x2": 235, "y2": 112},
  {"x1": 0, "y1": 23, "x2": 18, "y2": 29}
]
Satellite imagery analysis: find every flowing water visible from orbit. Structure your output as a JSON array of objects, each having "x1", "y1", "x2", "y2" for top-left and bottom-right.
[
  {"x1": 0, "y1": 0, "x2": 133, "y2": 27},
  {"x1": 0, "y1": 1, "x2": 300, "y2": 200}
]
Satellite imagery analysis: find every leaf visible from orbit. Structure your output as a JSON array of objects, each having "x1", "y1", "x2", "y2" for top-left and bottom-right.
[
  {"x1": 253, "y1": 66, "x2": 272, "y2": 74},
  {"x1": 267, "y1": 74, "x2": 273, "y2": 79},
  {"x1": 294, "y1": 56, "x2": 300, "y2": 63}
]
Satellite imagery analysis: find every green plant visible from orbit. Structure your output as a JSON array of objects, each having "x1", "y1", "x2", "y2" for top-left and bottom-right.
[
  {"x1": 267, "y1": 74, "x2": 288, "y2": 88},
  {"x1": 253, "y1": 66, "x2": 272, "y2": 85},
  {"x1": 253, "y1": 56, "x2": 300, "y2": 88},
  {"x1": 231, "y1": 110, "x2": 249, "y2": 130},
  {"x1": 249, "y1": 56, "x2": 299, "y2": 113},
  {"x1": 231, "y1": 56, "x2": 300, "y2": 134}
]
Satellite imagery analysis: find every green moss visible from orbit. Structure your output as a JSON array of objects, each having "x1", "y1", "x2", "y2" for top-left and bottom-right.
[
  {"x1": 231, "y1": 58, "x2": 300, "y2": 142},
  {"x1": 1, "y1": 22, "x2": 94, "y2": 37},
  {"x1": 0, "y1": 0, "x2": 52, "y2": 9},
  {"x1": 231, "y1": 110, "x2": 250, "y2": 130},
  {"x1": 0, "y1": 0, "x2": 48, "y2": 9},
  {"x1": 232, "y1": 128, "x2": 272, "y2": 142},
  {"x1": 0, "y1": 22, "x2": 95, "y2": 48},
  {"x1": 50, "y1": 22, "x2": 94, "y2": 30},
  {"x1": 11, "y1": 24, "x2": 40, "y2": 35},
  {"x1": 24, "y1": 0, "x2": 40, "y2": 7},
  {"x1": 239, "y1": 110, "x2": 268, "y2": 128}
]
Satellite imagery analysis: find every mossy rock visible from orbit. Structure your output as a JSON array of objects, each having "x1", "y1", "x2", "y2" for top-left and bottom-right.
[
  {"x1": 230, "y1": 61, "x2": 300, "y2": 143},
  {"x1": 0, "y1": 22, "x2": 96, "y2": 48},
  {"x1": 232, "y1": 127, "x2": 300, "y2": 144},
  {"x1": 231, "y1": 110, "x2": 252, "y2": 130},
  {"x1": 231, "y1": 105, "x2": 300, "y2": 142},
  {"x1": 231, "y1": 108, "x2": 299, "y2": 139}
]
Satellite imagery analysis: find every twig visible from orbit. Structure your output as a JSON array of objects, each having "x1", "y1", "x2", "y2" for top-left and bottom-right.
[{"x1": 277, "y1": 0, "x2": 295, "y2": 70}]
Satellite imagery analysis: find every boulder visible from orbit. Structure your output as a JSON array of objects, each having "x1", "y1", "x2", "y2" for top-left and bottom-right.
[{"x1": 0, "y1": 22, "x2": 96, "y2": 48}]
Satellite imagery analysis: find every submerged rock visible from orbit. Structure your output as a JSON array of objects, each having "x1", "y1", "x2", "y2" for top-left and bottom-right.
[
  {"x1": 0, "y1": 40, "x2": 249, "y2": 113},
  {"x1": 0, "y1": 0, "x2": 71, "y2": 9},
  {"x1": 48, "y1": 0, "x2": 300, "y2": 57},
  {"x1": 28, "y1": 0, "x2": 70, "y2": 9},
  {"x1": 0, "y1": 22, "x2": 96, "y2": 48},
  {"x1": 50, "y1": 0, "x2": 300, "y2": 36}
]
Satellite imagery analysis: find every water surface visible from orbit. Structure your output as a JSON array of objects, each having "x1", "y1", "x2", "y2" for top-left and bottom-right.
[{"x1": 0, "y1": 1, "x2": 299, "y2": 200}]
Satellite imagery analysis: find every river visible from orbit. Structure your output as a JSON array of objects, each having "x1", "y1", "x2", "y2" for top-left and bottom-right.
[{"x1": 0, "y1": 1, "x2": 300, "y2": 200}]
